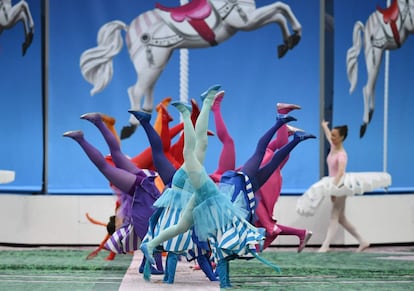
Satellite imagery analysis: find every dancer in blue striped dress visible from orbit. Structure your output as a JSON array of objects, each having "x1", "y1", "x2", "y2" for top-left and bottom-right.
[
  {"x1": 139, "y1": 84, "x2": 282, "y2": 288},
  {"x1": 129, "y1": 100, "x2": 218, "y2": 283}
]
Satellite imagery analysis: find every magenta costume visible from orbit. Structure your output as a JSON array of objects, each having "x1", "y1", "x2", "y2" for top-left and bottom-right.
[{"x1": 220, "y1": 114, "x2": 311, "y2": 224}]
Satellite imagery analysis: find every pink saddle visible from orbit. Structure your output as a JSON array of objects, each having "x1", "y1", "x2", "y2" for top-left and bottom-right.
[
  {"x1": 156, "y1": 0, "x2": 212, "y2": 22},
  {"x1": 377, "y1": 0, "x2": 399, "y2": 23},
  {"x1": 376, "y1": 0, "x2": 401, "y2": 46}
]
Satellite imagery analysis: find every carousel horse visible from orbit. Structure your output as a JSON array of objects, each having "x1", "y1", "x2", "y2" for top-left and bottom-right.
[
  {"x1": 80, "y1": 0, "x2": 302, "y2": 139},
  {"x1": 346, "y1": 0, "x2": 414, "y2": 137},
  {"x1": 0, "y1": 0, "x2": 34, "y2": 55}
]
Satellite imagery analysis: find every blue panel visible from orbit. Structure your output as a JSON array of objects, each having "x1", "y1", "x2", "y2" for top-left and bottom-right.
[
  {"x1": 334, "y1": 0, "x2": 414, "y2": 190},
  {"x1": 0, "y1": 0, "x2": 43, "y2": 192},
  {"x1": 48, "y1": 0, "x2": 321, "y2": 193}
]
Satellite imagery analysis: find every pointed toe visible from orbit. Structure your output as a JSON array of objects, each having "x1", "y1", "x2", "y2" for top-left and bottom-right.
[{"x1": 128, "y1": 109, "x2": 152, "y2": 123}]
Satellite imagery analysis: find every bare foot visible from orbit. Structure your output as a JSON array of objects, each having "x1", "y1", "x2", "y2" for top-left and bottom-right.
[
  {"x1": 317, "y1": 246, "x2": 330, "y2": 253},
  {"x1": 356, "y1": 241, "x2": 370, "y2": 252}
]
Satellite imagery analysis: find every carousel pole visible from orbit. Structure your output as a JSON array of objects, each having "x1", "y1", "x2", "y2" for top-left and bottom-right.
[
  {"x1": 383, "y1": 0, "x2": 390, "y2": 172},
  {"x1": 179, "y1": 0, "x2": 190, "y2": 116}
]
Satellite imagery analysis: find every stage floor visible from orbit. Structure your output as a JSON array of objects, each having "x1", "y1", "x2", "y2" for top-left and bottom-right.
[{"x1": 0, "y1": 245, "x2": 413, "y2": 290}]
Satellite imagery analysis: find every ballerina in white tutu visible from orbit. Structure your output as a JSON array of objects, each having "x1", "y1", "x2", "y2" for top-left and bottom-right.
[
  {"x1": 317, "y1": 121, "x2": 370, "y2": 252},
  {"x1": 297, "y1": 120, "x2": 391, "y2": 219}
]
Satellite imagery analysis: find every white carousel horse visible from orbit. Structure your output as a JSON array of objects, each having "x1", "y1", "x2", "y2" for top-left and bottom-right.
[
  {"x1": 80, "y1": 0, "x2": 302, "y2": 139},
  {"x1": 0, "y1": 0, "x2": 34, "y2": 55},
  {"x1": 346, "y1": 0, "x2": 414, "y2": 137}
]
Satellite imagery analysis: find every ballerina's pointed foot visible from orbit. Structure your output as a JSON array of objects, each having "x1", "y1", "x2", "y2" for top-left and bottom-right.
[
  {"x1": 211, "y1": 90, "x2": 225, "y2": 111},
  {"x1": 277, "y1": 102, "x2": 301, "y2": 114},
  {"x1": 200, "y1": 84, "x2": 221, "y2": 101},
  {"x1": 356, "y1": 241, "x2": 370, "y2": 253},
  {"x1": 101, "y1": 114, "x2": 116, "y2": 126},
  {"x1": 140, "y1": 243, "x2": 155, "y2": 265},
  {"x1": 128, "y1": 109, "x2": 151, "y2": 123},
  {"x1": 159, "y1": 104, "x2": 173, "y2": 122},
  {"x1": 286, "y1": 124, "x2": 304, "y2": 136},
  {"x1": 317, "y1": 247, "x2": 330, "y2": 253},
  {"x1": 171, "y1": 101, "x2": 192, "y2": 114},
  {"x1": 297, "y1": 230, "x2": 313, "y2": 253},
  {"x1": 80, "y1": 112, "x2": 103, "y2": 124},
  {"x1": 156, "y1": 96, "x2": 172, "y2": 112},
  {"x1": 63, "y1": 130, "x2": 84, "y2": 140},
  {"x1": 277, "y1": 113, "x2": 297, "y2": 124},
  {"x1": 294, "y1": 131, "x2": 316, "y2": 141}
]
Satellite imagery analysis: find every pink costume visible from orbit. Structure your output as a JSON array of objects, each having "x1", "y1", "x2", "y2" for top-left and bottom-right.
[
  {"x1": 209, "y1": 92, "x2": 235, "y2": 183},
  {"x1": 209, "y1": 97, "x2": 311, "y2": 251},
  {"x1": 327, "y1": 150, "x2": 347, "y2": 178},
  {"x1": 255, "y1": 119, "x2": 310, "y2": 251}
]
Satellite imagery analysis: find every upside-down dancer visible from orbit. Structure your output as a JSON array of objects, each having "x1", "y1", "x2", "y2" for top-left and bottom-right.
[
  {"x1": 63, "y1": 113, "x2": 165, "y2": 274},
  {"x1": 208, "y1": 93, "x2": 314, "y2": 252},
  {"x1": 130, "y1": 100, "x2": 219, "y2": 283},
  {"x1": 254, "y1": 103, "x2": 313, "y2": 251},
  {"x1": 139, "y1": 85, "x2": 274, "y2": 288}
]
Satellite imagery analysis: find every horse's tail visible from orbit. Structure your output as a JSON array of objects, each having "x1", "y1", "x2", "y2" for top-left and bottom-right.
[
  {"x1": 346, "y1": 21, "x2": 364, "y2": 94},
  {"x1": 80, "y1": 20, "x2": 127, "y2": 96}
]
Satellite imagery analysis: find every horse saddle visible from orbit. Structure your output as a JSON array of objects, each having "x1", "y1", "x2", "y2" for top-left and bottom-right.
[
  {"x1": 155, "y1": 0, "x2": 220, "y2": 45},
  {"x1": 376, "y1": 0, "x2": 401, "y2": 46},
  {"x1": 377, "y1": 0, "x2": 399, "y2": 23},
  {"x1": 156, "y1": 0, "x2": 211, "y2": 22}
]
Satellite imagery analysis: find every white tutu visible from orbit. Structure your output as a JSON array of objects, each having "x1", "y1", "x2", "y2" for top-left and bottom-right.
[
  {"x1": 0, "y1": 170, "x2": 15, "y2": 184},
  {"x1": 296, "y1": 172, "x2": 392, "y2": 217}
]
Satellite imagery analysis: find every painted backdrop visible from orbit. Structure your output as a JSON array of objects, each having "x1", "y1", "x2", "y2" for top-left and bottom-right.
[{"x1": 0, "y1": 0, "x2": 412, "y2": 194}]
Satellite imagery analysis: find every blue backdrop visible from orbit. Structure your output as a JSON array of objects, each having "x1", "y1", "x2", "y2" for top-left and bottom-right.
[{"x1": 0, "y1": 0, "x2": 411, "y2": 194}]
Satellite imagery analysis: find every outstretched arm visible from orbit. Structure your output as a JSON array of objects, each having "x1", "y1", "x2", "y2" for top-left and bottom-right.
[{"x1": 321, "y1": 120, "x2": 332, "y2": 144}]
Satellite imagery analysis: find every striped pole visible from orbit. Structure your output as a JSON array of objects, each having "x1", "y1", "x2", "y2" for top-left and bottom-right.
[
  {"x1": 383, "y1": 0, "x2": 390, "y2": 172},
  {"x1": 179, "y1": 0, "x2": 189, "y2": 108}
]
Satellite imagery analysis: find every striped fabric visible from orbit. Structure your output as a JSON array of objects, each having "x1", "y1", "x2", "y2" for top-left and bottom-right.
[
  {"x1": 240, "y1": 172, "x2": 256, "y2": 219},
  {"x1": 208, "y1": 215, "x2": 263, "y2": 262},
  {"x1": 105, "y1": 224, "x2": 141, "y2": 254},
  {"x1": 145, "y1": 206, "x2": 194, "y2": 253},
  {"x1": 141, "y1": 169, "x2": 158, "y2": 177}
]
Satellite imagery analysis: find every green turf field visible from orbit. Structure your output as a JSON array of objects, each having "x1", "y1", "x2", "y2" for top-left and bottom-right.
[
  {"x1": 229, "y1": 248, "x2": 414, "y2": 290},
  {"x1": 0, "y1": 248, "x2": 132, "y2": 290},
  {"x1": 0, "y1": 247, "x2": 413, "y2": 290}
]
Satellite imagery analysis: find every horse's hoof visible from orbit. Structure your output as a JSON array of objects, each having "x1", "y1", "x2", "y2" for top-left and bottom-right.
[
  {"x1": 368, "y1": 109, "x2": 374, "y2": 122},
  {"x1": 22, "y1": 43, "x2": 29, "y2": 56},
  {"x1": 289, "y1": 32, "x2": 301, "y2": 48},
  {"x1": 360, "y1": 123, "x2": 367, "y2": 138},
  {"x1": 120, "y1": 124, "x2": 137, "y2": 139},
  {"x1": 22, "y1": 31, "x2": 34, "y2": 56},
  {"x1": 278, "y1": 44, "x2": 288, "y2": 58}
]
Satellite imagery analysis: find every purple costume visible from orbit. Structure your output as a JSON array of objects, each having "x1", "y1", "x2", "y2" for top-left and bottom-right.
[{"x1": 63, "y1": 113, "x2": 161, "y2": 253}]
